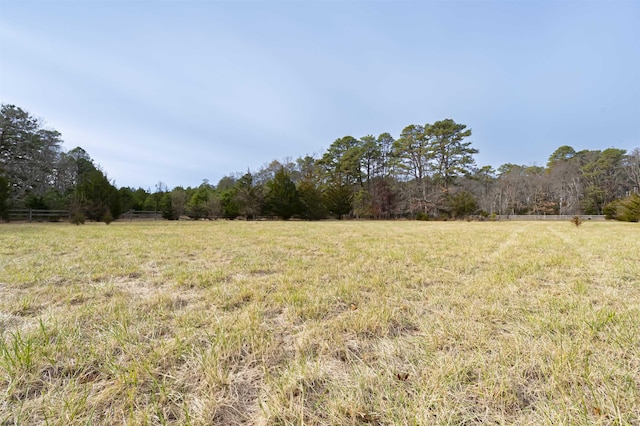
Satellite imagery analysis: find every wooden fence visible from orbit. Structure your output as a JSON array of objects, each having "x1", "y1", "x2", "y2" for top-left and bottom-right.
[
  {"x1": 119, "y1": 210, "x2": 162, "y2": 220},
  {"x1": 4, "y1": 209, "x2": 163, "y2": 222},
  {"x1": 497, "y1": 214, "x2": 606, "y2": 221},
  {"x1": 3, "y1": 209, "x2": 609, "y2": 223},
  {"x1": 7, "y1": 209, "x2": 70, "y2": 222}
]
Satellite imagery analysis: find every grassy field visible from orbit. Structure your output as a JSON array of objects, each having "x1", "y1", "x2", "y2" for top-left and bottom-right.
[{"x1": 0, "y1": 220, "x2": 638, "y2": 425}]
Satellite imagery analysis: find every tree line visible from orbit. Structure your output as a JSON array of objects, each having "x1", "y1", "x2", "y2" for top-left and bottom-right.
[{"x1": 1, "y1": 103, "x2": 639, "y2": 222}]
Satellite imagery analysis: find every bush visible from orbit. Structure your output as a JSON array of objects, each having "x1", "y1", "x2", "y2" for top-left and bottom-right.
[
  {"x1": 604, "y1": 194, "x2": 640, "y2": 222},
  {"x1": 70, "y1": 211, "x2": 86, "y2": 225},
  {"x1": 415, "y1": 211, "x2": 428, "y2": 221},
  {"x1": 616, "y1": 194, "x2": 640, "y2": 222},
  {"x1": 102, "y1": 210, "x2": 114, "y2": 225},
  {"x1": 25, "y1": 195, "x2": 49, "y2": 210},
  {"x1": 447, "y1": 191, "x2": 478, "y2": 219},
  {"x1": 603, "y1": 200, "x2": 619, "y2": 220},
  {"x1": 570, "y1": 215, "x2": 583, "y2": 227}
]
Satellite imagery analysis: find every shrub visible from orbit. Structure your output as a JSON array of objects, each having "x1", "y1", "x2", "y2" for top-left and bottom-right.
[
  {"x1": 570, "y1": 215, "x2": 583, "y2": 227},
  {"x1": 102, "y1": 210, "x2": 114, "y2": 225},
  {"x1": 617, "y1": 194, "x2": 640, "y2": 222},
  {"x1": 447, "y1": 191, "x2": 478, "y2": 219},
  {"x1": 415, "y1": 211, "x2": 428, "y2": 221},
  {"x1": 603, "y1": 200, "x2": 619, "y2": 220},
  {"x1": 70, "y1": 211, "x2": 86, "y2": 225},
  {"x1": 604, "y1": 194, "x2": 640, "y2": 222}
]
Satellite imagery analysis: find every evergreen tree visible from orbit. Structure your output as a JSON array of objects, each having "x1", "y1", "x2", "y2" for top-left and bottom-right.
[
  {"x1": 265, "y1": 168, "x2": 299, "y2": 219},
  {"x1": 298, "y1": 180, "x2": 326, "y2": 220},
  {"x1": 324, "y1": 180, "x2": 353, "y2": 219},
  {"x1": 428, "y1": 119, "x2": 477, "y2": 189},
  {"x1": 0, "y1": 170, "x2": 9, "y2": 220},
  {"x1": 234, "y1": 172, "x2": 263, "y2": 219},
  {"x1": 69, "y1": 147, "x2": 120, "y2": 220}
]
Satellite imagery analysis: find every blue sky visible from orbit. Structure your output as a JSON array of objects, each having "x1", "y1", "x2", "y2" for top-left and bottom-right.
[{"x1": 1, "y1": 0, "x2": 638, "y2": 190}]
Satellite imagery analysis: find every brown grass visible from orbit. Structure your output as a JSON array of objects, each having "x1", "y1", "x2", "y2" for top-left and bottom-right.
[{"x1": 0, "y1": 220, "x2": 638, "y2": 424}]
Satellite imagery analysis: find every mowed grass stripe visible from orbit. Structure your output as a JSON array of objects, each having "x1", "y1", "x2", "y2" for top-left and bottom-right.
[{"x1": 0, "y1": 221, "x2": 638, "y2": 425}]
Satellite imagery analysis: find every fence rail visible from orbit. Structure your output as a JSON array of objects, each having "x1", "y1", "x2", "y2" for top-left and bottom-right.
[
  {"x1": 120, "y1": 210, "x2": 161, "y2": 220},
  {"x1": 497, "y1": 214, "x2": 606, "y2": 221},
  {"x1": 2, "y1": 209, "x2": 610, "y2": 223},
  {"x1": 7, "y1": 209, "x2": 70, "y2": 222}
]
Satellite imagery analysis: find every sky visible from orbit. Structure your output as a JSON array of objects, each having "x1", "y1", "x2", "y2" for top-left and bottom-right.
[{"x1": 1, "y1": 0, "x2": 639, "y2": 190}]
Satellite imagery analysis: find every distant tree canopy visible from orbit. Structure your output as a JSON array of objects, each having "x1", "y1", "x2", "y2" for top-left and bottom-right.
[
  {"x1": 1, "y1": 103, "x2": 638, "y2": 222},
  {"x1": 1, "y1": 104, "x2": 119, "y2": 221},
  {"x1": 0, "y1": 104, "x2": 63, "y2": 204}
]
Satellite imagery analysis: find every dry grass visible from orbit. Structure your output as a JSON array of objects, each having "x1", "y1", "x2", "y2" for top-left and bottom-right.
[{"x1": 0, "y1": 220, "x2": 638, "y2": 425}]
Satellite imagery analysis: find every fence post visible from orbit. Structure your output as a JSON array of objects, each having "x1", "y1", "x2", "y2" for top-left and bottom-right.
[{"x1": 28, "y1": 208, "x2": 32, "y2": 223}]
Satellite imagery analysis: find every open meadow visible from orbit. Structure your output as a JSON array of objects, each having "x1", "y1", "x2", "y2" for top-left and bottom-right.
[{"x1": 0, "y1": 220, "x2": 638, "y2": 425}]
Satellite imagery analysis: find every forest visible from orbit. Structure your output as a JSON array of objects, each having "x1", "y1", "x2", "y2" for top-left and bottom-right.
[{"x1": 1, "y1": 103, "x2": 639, "y2": 222}]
